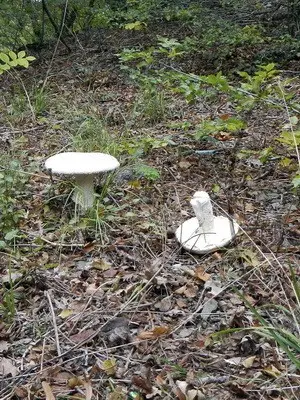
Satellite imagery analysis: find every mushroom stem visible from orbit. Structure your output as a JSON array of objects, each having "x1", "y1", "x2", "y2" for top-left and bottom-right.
[
  {"x1": 190, "y1": 191, "x2": 215, "y2": 233},
  {"x1": 73, "y1": 174, "x2": 95, "y2": 210}
]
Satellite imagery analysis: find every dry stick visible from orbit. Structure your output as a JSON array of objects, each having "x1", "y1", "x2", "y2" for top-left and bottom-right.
[
  {"x1": 40, "y1": 337, "x2": 47, "y2": 373},
  {"x1": 45, "y1": 290, "x2": 62, "y2": 358},
  {"x1": 1, "y1": 126, "x2": 42, "y2": 135},
  {"x1": 42, "y1": 0, "x2": 69, "y2": 91}
]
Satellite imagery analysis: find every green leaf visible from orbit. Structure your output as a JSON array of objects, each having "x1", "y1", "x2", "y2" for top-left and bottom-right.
[
  {"x1": 124, "y1": 21, "x2": 146, "y2": 30},
  {"x1": 8, "y1": 60, "x2": 18, "y2": 67},
  {"x1": 4, "y1": 229, "x2": 19, "y2": 241},
  {"x1": 278, "y1": 130, "x2": 300, "y2": 146},
  {"x1": 17, "y1": 50, "x2": 26, "y2": 58},
  {"x1": 26, "y1": 56, "x2": 36, "y2": 61},
  {"x1": 0, "y1": 52, "x2": 9, "y2": 63},
  {"x1": 0, "y1": 64, "x2": 10, "y2": 71},
  {"x1": 292, "y1": 174, "x2": 300, "y2": 188},
  {"x1": 17, "y1": 59, "x2": 29, "y2": 68},
  {"x1": 8, "y1": 51, "x2": 17, "y2": 60}
]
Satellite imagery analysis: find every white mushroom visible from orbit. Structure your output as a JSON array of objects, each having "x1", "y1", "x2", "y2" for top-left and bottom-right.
[
  {"x1": 176, "y1": 191, "x2": 239, "y2": 254},
  {"x1": 45, "y1": 152, "x2": 120, "y2": 210}
]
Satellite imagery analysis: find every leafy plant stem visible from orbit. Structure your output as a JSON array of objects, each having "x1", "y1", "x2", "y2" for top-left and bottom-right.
[{"x1": 277, "y1": 79, "x2": 300, "y2": 169}]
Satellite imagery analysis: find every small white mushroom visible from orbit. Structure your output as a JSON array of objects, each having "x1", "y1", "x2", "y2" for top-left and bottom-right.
[
  {"x1": 176, "y1": 191, "x2": 239, "y2": 254},
  {"x1": 45, "y1": 152, "x2": 120, "y2": 210}
]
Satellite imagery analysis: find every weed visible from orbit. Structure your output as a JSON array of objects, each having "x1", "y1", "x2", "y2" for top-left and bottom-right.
[
  {"x1": 7, "y1": 85, "x2": 49, "y2": 121},
  {"x1": 134, "y1": 163, "x2": 160, "y2": 182},
  {"x1": 132, "y1": 82, "x2": 166, "y2": 124},
  {"x1": 0, "y1": 268, "x2": 16, "y2": 323},
  {"x1": 72, "y1": 117, "x2": 119, "y2": 154},
  {"x1": 0, "y1": 159, "x2": 28, "y2": 248}
]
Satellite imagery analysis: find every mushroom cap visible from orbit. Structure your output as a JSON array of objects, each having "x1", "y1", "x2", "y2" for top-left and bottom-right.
[{"x1": 45, "y1": 152, "x2": 120, "y2": 175}]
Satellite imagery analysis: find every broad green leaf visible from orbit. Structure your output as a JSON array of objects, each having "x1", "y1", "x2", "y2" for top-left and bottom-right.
[
  {"x1": 17, "y1": 50, "x2": 26, "y2": 58},
  {"x1": 0, "y1": 52, "x2": 9, "y2": 63},
  {"x1": 5, "y1": 229, "x2": 19, "y2": 241},
  {"x1": 0, "y1": 64, "x2": 10, "y2": 71},
  {"x1": 8, "y1": 51, "x2": 17, "y2": 60},
  {"x1": 124, "y1": 21, "x2": 146, "y2": 30},
  {"x1": 8, "y1": 60, "x2": 18, "y2": 67},
  {"x1": 278, "y1": 130, "x2": 300, "y2": 146},
  {"x1": 18, "y1": 59, "x2": 29, "y2": 68},
  {"x1": 292, "y1": 174, "x2": 300, "y2": 188}
]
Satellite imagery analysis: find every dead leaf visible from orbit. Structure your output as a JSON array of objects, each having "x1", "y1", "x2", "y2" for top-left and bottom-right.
[
  {"x1": 131, "y1": 375, "x2": 153, "y2": 394},
  {"x1": 85, "y1": 283, "x2": 104, "y2": 297},
  {"x1": 176, "y1": 380, "x2": 188, "y2": 396},
  {"x1": 187, "y1": 389, "x2": 203, "y2": 400},
  {"x1": 0, "y1": 357, "x2": 18, "y2": 377},
  {"x1": 59, "y1": 309, "x2": 74, "y2": 319},
  {"x1": 225, "y1": 357, "x2": 242, "y2": 366},
  {"x1": 179, "y1": 160, "x2": 192, "y2": 170},
  {"x1": 175, "y1": 284, "x2": 198, "y2": 298},
  {"x1": 103, "y1": 268, "x2": 119, "y2": 278},
  {"x1": 0, "y1": 341, "x2": 9, "y2": 353},
  {"x1": 204, "y1": 280, "x2": 223, "y2": 296},
  {"x1": 138, "y1": 326, "x2": 170, "y2": 340},
  {"x1": 101, "y1": 359, "x2": 117, "y2": 376},
  {"x1": 219, "y1": 114, "x2": 230, "y2": 120},
  {"x1": 84, "y1": 379, "x2": 93, "y2": 400},
  {"x1": 69, "y1": 329, "x2": 96, "y2": 344},
  {"x1": 176, "y1": 299, "x2": 187, "y2": 308},
  {"x1": 68, "y1": 376, "x2": 84, "y2": 389},
  {"x1": 200, "y1": 298, "x2": 218, "y2": 321},
  {"x1": 263, "y1": 365, "x2": 282, "y2": 377},
  {"x1": 178, "y1": 328, "x2": 194, "y2": 338},
  {"x1": 154, "y1": 297, "x2": 172, "y2": 312},
  {"x1": 41, "y1": 381, "x2": 55, "y2": 400},
  {"x1": 242, "y1": 356, "x2": 256, "y2": 368},
  {"x1": 107, "y1": 386, "x2": 127, "y2": 400},
  {"x1": 91, "y1": 258, "x2": 111, "y2": 271},
  {"x1": 194, "y1": 266, "x2": 211, "y2": 282},
  {"x1": 13, "y1": 386, "x2": 28, "y2": 398}
]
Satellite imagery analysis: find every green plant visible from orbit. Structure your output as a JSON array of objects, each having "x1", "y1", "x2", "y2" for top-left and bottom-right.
[
  {"x1": 119, "y1": 135, "x2": 169, "y2": 157},
  {"x1": 0, "y1": 50, "x2": 35, "y2": 74},
  {"x1": 7, "y1": 86, "x2": 49, "y2": 120},
  {"x1": 195, "y1": 116, "x2": 245, "y2": 140},
  {"x1": 72, "y1": 117, "x2": 119, "y2": 154},
  {"x1": 0, "y1": 263, "x2": 17, "y2": 323},
  {"x1": 132, "y1": 82, "x2": 166, "y2": 124},
  {"x1": 0, "y1": 159, "x2": 28, "y2": 248},
  {"x1": 134, "y1": 163, "x2": 160, "y2": 181}
]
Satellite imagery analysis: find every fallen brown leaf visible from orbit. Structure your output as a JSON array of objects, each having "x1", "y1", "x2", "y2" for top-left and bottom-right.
[
  {"x1": 0, "y1": 357, "x2": 18, "y2": 377},
  {"x1": 41, "y1": 381, "x2": 55, "y2": 400},
  {"x1": 194, "y1": 266, "x2": 211, "y2": 282},
  {"x1": 175, "y1": 284, "x2": 198, "y2": 298},
  {"x1": 84, "y1": 380, "x2": 93, "y2": 400},
  {"x1": 69, "y1": 329, "x2": 96, "y2": 344},
  {"x1": 138, "y1": 326, "x2": 170, "y2": 340},
  {"x1": 131, "y1": 375, "x2": 153, "y2": 394}
]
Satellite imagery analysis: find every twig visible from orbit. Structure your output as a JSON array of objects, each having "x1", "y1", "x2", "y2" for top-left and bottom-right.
[
  {"x1": 40, "y1": 236, "x2": 84, "y2": 247},
  {"x1": 45, "y1": 290, "x2": 62, "y2": 358},
  {"x1": 0, "y1": 126, "x2": 42, "y2": 135}
]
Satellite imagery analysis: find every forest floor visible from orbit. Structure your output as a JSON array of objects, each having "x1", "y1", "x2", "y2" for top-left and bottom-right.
[{"x1": 0, "y1": 24, "x2": 300, "y2": 400}]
